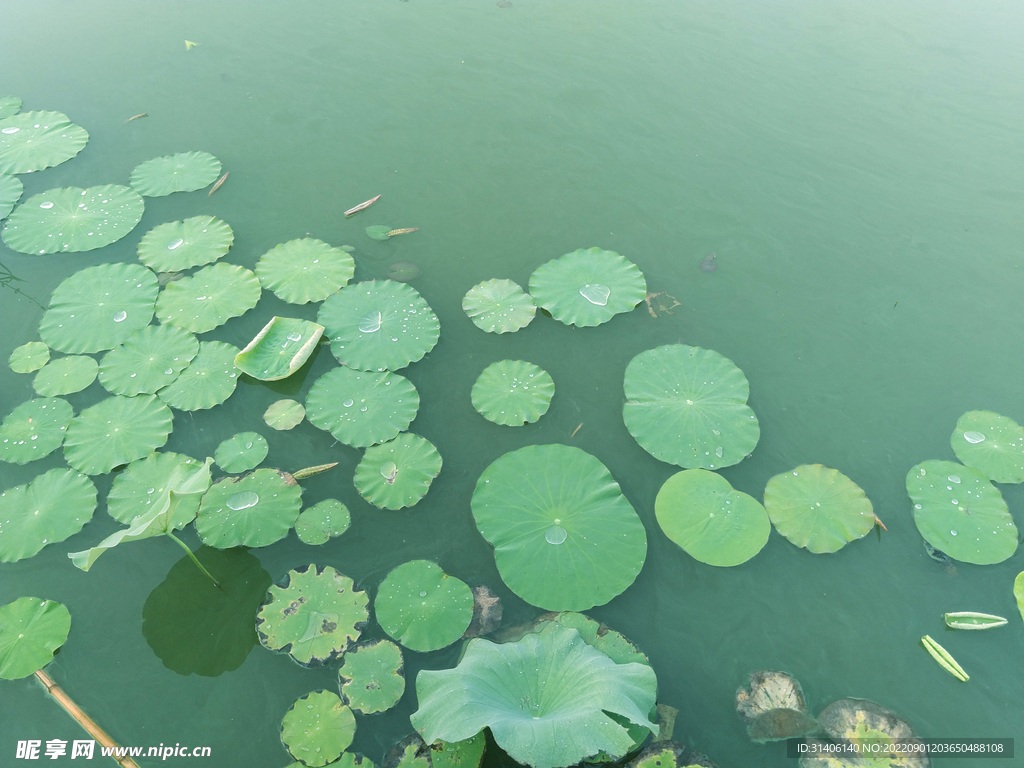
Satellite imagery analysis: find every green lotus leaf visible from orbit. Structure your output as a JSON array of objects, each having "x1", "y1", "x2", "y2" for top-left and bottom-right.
[
  {"x1": 0, "y1": 398, "x2": 73, "y2": 465},
  {"x1": 39, "y1": 262, "x2": 158, "y2": 354},
  {"x1": 529, "y1": 247, "x2": 646, "y2": 328},
  {"x1": 471, "y1": 444, "x2": 646, "y2": 611},
  {"x1": 800, "y1": 699, "x2": 927, "y2": 768},
  {"x1": 388, "y1": 262, "x2": 421, "y2": 282},
  {"x1": 137, "y1": 215, "x2": 234, "y2": 272},
  {"x1": 257, "y1": 564, "x2": 368, "y2": 666},
  {"x1": 0, "y1": 597, "x2": 71, "y2": 680},
  {"x1": 353, "y1": 433, "x2": 442, "y2": 510},
  {"x1": 951, "y1": 410, "x2": 1024, "y2": 484},
  {"x1": 544, "y1": 612, "x2": 649, "y2": 667},
  {"x1": 264, "y1": 399, "x2": 305, "y2": 430},
  {"x1": 0, "y1": 96, "x2": 20, "y2": 119},
  {"x1": 623, "y1": 344, "x2": 759, "y2": 470},
  {"x1": 462, "y1": 278, "x2": 536, "y2": 334},
  {"x1": 106, "y1": 451, "x2": 207, "y2": 523},
  {"x1": 471, "y1": 360, "x2": 554, "y2": 426},
  {"x1": 736, "y1": 670, "x2": 818, "y2": 743},
  {"x1": 318, "y1": 280, "x2": 440, "y2": 372},
  {"x1": 366, "y1": 225, "x2": 391, "y2": 240},
  {"x1": 0, "y1": 469, "x2": 97, "y2": 562},
  {"x1": 32, "y1": 355, "x2": 97, "y2": 396},
  {"x1": 256, "y1": 238, "x2": 355, "y2": 304},
  {"x1": 281, "y1": 690, "x2": 355, "y2": 767},
  {"x1": 906, "y1": 460, "x2": 1017, "y2": 565},
  {"x1": 339, "y1": 639, "x2": 405, "y2": 714},
  {"x1": 306, "y1": 367, "x2": 420, "y2": 448},
  {"x1": 0, "y1": 173, "x2": 23, "y2": 220},
  {"x1": 156, "y1": 263, "x2": 261, "y2": 334},
  {"x1": 429, "y1": 734, "x2": 486, "y2": 768},
  {"x1": 97, "y1": 324, "x2": 198, "y2": 397},
  {"x1": 63, "y1": 395, "x2": 172, "y2": 475},
  {"x1": 411, "y1": 623, "x2": 658, "y2": 768},
  {"x1": 316, "y1": 754, "x2": 374, "y2": 768},
  {"x1": 9, "y1": 341, "x2": 49, "y2": 373},
  {"x1": 375, "y1": 560, "x2": 474, "y2": 653},
  {"x1": 234, "y1": 317, "x2": 324, "y2": 381},
  {"x1": 196, "y1": 468, "x2": 302, "y2": 548},
  {"x1": 295, "y1": 499, "x2": 351, "y2": 545},
  {"x1": 157, "y1": 341, "x2": 241, "y2": 411},
  {"x1": 214, "y1": 432, "x2": 268, "y2": 473},
  {"x1": 1015, "y1": 572, "x2": 1024, "y2": 627},
  {"x1": 0, "y1": 110, "x2": 88, "y2": 174},
  {"x1": 129, "y1": 151, "x2": 222, "y2": 197},
  {"x1": 628, "y1": 745, "x2": 704, "y2": 768}
]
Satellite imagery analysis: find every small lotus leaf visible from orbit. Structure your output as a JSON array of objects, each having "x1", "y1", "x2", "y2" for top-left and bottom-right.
[
  {"x1": 137, "y1": 215, "x2": 234, "y2": 272},
  {"x1": 0, "y1": 173, "x2": 23, "y2": 220},
  {"x1": 0, "y1": 398, "x2": 73, "y2": 465},
  {"x1": 529, "y1": 247, "x2": 646, "y2": 327},
  {"x1": 256, "y1": 238, "x2": 355, "y2": 304},
  {"x1": 196, "y1": 468, "x2": 302, "y2": 548},
  {"x1": 628, "y1": 745, "x2": 705, "y2": 768},
  {"x1": 9, "y1": 341, "x2": 49, "y2": 373},
  {"x1": 129, "y1": 151, "x2": 222, "y2": 197},
  {"x1": 0, "y1": 110, "x2": 88, "y2": 174},
  {"x1": 339, "y1": 639, "x2": 405, "y2": 713},
  {"x1": 214, "y1": 433, "x2": 268, "y2": 473},
  {"x1": 295, "y1": 499, "x2": 351, "y2": 545},
  {"x1": 156, "y1": 262, "x2": 261, "y2": 333},
  {"x1": 951, "y1": 410, "x2": 1024, "y2": 483},
  {"x1": 375, "y1": 560, "x2": 474, "y2": 653},
  {"x1": 264, "y1": 399, "x2": 305, "y2": 430},
  {"x1": 97, "y1": 324, "x2": 199, "y2": 397},
  {"x1": 63, "y1": 395, "x2": 173, "y2": 475},
  {"x1": 429, "y1": 734, "x2": 487, "y2": 768},
  {"x1": 353, "y1": 433, "x2": 442, "y2": 510},
  {"x1": 106, "y1": 452, "x2": 207, "y2": 523},
  {"x1": 281, "y1": 690, "x2": 356, "y2": 767},
  {"x1": 0, "y1": 597, "x2": 71, "y2": 679},
  {"x1": 1015, "y1": 572, "x2": 1024, "y2": 626},
  {"x1": 801, "y1": 699, "x2": 927, "y2": 768},
  {"x1": 387, "y1": 738, "x2": 432, "y2": 768},
  {"x1": 387, "y1": 262, "x2": 421, "y2": 282},
  {"x1": 306, "y1": 367, "x2": 420, "y2": 448},
  {"x1": 736, "y1": 670, "x2": 818, "y2": 743},
  {"x1": 0, "y1": 469, "x2": 97, "y2": 562},
  {"x1": 32, "y1": 355, "x2": 97, "y2": 396},
  {"x1": 234, "y1": 317, "x2": 324, "y2": 381},
  {"x1": 471, "y1": 360, "x2": 554, "y2": 426},
  {"x1": 0, "y1": 97, "x2": 20, "y2": 119},
  {"x1": 157, "y1": 341, "x2": 241, "y2": 411},
  {"x1": 366, "y1": 225, "x2": 391, "y2": 240},
  {"x1": 462, "y1": 278, "x2": 536, "y2": 334}
]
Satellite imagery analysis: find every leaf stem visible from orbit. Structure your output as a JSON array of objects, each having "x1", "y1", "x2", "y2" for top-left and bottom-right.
[{"x1": 165, "y1": 531, "x2": 221, "y2": 589}]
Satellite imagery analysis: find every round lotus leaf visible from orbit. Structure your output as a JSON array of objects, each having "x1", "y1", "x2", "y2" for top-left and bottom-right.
[
  {"x1": 256, "y1": 238, "x2": 355, "y2": 304},
  {"x1": 157, "y1": 341, "x2": 241, "y2": 411},
  {"x1": 353, "y1": 433, "x2": 442, "y2": 510},
  {"x1": 32, "y1": 355, "x2": 97, "y2": 397},
  {"x1": 257, "y1": 564, "x2": 369, "y2": 666},
  {"x1": 9, "y1": 342, "x2": 49, "y2": 374},
  {"x1": 0, "y1": 597, "x2": 71, "y2": 680},
  {"x1": 471, "y1": 360, "x2": 554, "y2": 426},
  {"x1": 39, "y1": 262, "x2": 158, "y2": 354},
  {"x1": 623, "y1": 344, "x2": 760, "y2": 470},
  {"x1": 63, "y1": 394, "x2": 173, "y2": 475},
  {"x1": 306, "y1": 367, "x2": 419, "y2": 448},
  {"x1": 655, "y1": 469, "x2": 770, "y2": 566},
  {"x1": 0, "y1": 96, "x2": 20, "y2": 119},
  {"x1": 214, "y1": 432, "x2": 268, "y2": 473},
  {"x1": 137, "y1": 215, "x2": 234, "y2": 272},
  {"x1": 156, "y1": 262, "x2": 261, "y2": 334},
  {"x1": 906, "y1": 460, "x2": 1017, "y2": 565},
  {"x1": 107, "y1": 451, "x2": 205, "y2": 524},
  {"x1": 388, "y1": 262, "x2": 421, "y2": 282},
  {"x1": 234, "y1": 317, "x2": 324, "y2": 381},
  {"x1": 318, "y1": 280, "x2": 440, "y2": 372},
  {"x1": 529, "y1": 247, "x2": 646, "y2": 327},
  {"x1": 800, "y1": 699, "x2": 925, "y2": 768},
  {"x1": 375, "y1": 560, "x2": 474, "y2": 653},
  {"x1": 196, "y1": 468, "x2": 302, "y2": 548},
  {"x1": 366, "y1": 225, "x2": 391, "y2": 240},
  {"x1": 0, "y1": 173, "x2": 23, "y2": 220},
  {"x1": 339, "y1": 639, "x2": 405, "y2": 713},
  {"x1": 462, "y1": 278, "x2": 537, "y2": 334},
  {"x1": 0, "y1": 398, "x2": 73, "y2": 465},
  {"x1": 295, "y1": 499, "x2": 351, "y2": 545},
  {"x1": 736, "y1": 670, "x2": 818, "y2": 743},
  {"x1": 281, "y1": 690, "x2": 355, "y2": 767},
  {"x1": 0, "y1": 110, "x2": 88, "y2": 174},
  {"x1": 951, "y1": 410, "x2": 1024, "y2": 484},
  {"x1": 97, "y1": 324, "x2": 199, "y2": 397},
  {"x1": 471, "y1": 444, "x2": 647, "y2": 611},
  {"x1": 129, "y1": 151, "x2": 222, "y2": 197},
  {"x1": 265, "y1": 399, "x2": 305, "y2": 430},
  {"x1": 0, "y1": 468, "x2": 97, "y2": 562}
]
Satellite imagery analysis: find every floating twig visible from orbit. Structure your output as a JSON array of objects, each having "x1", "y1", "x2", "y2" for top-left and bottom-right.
[
  {"x1": 207, "y1": 171, "x2": 229, "y2": 196},
  {"x1": 571, "y1": 423, "x2": 583, "y2": 438},
  {"x1": 344, "y1": 194, "x2": 381, "y2": 217},
  {"x1": 126, "y1": 113, "x2": 148, "y2": 122}
]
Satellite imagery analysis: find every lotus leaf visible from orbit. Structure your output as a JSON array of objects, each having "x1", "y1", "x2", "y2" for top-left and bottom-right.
[
  {"x1": 471, "y1": 444, "x2": 646, "y2": 611},
  {"x1": 32, "y1": 355, "x2": 97, "y2": 397},
  {"x1": 281, "y1": 691, "x2": 355, "y2": 767},
  {"x1": 0, "y1": 597, "x2": 71, "y2": 680},
  {"x1": 106, "y1": 452, "x2": 207, "y2": 523},
  {"x1": 196, "y1": 468, "x2": 302, "y2": 548},
  {"x1": 366, "y1": 225, "x2": 392, "y2": 240},
  {"x1": 264, "y1": 399, "x2": 305, "y2": 430},
  {"x1": 129, "y1": 151, "x2": 222, "y2": 197},
  {"x1": 0, "y1": 96, "x2": 20, "y2": 119},
  {"x1": 736, "y1": 670, "x2": 818, "y2": 743},
  {"x1": 951, "y1": 410, "x2": 1024, "y2": 484},
  {"x1": 462, "y1": 278, "x2": 536, "y2": 334},
  {"x1": 0, "y1": 173, "x2": 22, "y2": 220},
  {"x1": 9, "y1": 341, "x2": 49, "y2": 373},
  {"x1": 156, "y1": 262, "x2": 261, "y2": 333},
  {"x1": 339, "y1": 639, "x2": 405, "y2": 713},
  {"x1": 137, "y1": 215, "x2": 234, "y2": 272},
  {"x1": 1015, "y1": 572, "x2": 1024, "y2": 626},
  {"x1": 234, "y1": 317, "x2": 324, "y2": 381},
  {"x1": 63, "y1": 395, "x2": 173, "y2": 475},
  {"x1": 471, "y1": 360, "x2": 554, "y2": 426},
  {"x1": 97, "y1": 324, "x2": 198, "y2": 397},
  {"x1": 0, "y1": 398, "x2": 73, "y2": 465},
  {"x1": 387, "y1": 737, "x2": 433, "y2": 768},
  {"x1": 256, "y1": 238, "x2": 355, "y2": 304},
  {"x1": 0, "y1": 468, "x2": 97, "y2": 562},
  {"x1": 295, "y1": 499, "x2": 351, "y2": 545},
  {"x1": 353, "y1": 433, "x2": 442, "y2": 510},
  {"x1": 306, "y1": 367, "x2": 419, "y2": 448},
  {"x1": 318, "y1": 280, "x2": 440, "y2": 372},
  {"x1": 428, "y1": 735, "x2": 486, "y2": 768},
  {"x1": 0, "y1": 110, "x2": 88, "y2": 174},
  {"x1": 906, "y1": 460, "x2": 1017, "y2": 565},
  {"x1": 157, "y1": 341, "x2": 241, "y2": 411},
  {"x1": 38, "y1": 262, "x2": 158, "y2": 354},
  {"x1": 628, "y1": 745, "x2": 705, "y2": 768},
  {"x1": 800, "y1": 699, "x2": 927, "y2": 768},
  {"x1": 545, "y1": 612, "x2": 649, "y2": 667},
  {"x1": 329, "y1": 755, "x2": 375, "y2": 768},
  {"x1": 388, "y1": 262, "x2": 421, "y2": 282},
  {"x1": 623, "y1": 344, "x2": 760, "y2": 470},
  {"x1": 215, "y1": 433, "x2": 268, "y2": 473},
  {"x1": 257, "y1": 564, "x2": 368, "y2": 666},
  {"x1": 529, "y1": 247, "x2": 646, "y2": 327},
  {"x1": 943, "y1": 611, "x2": 1007, "y2": 630},
  {"x1": 375, "y1": 560, "x2": 474, "y2": 653}
]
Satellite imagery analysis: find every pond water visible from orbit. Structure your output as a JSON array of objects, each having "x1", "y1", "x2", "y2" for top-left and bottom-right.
[{"x1": 2, "y1": 1, "x2": 1023, "y2": 766}]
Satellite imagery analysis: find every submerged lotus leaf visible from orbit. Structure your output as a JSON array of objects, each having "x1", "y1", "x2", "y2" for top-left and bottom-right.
[
  {"x1": 0, "y1": 469, "x2": 97, "y2": 562},
  {"x1": 107, "y1": 451, "x2": 207, "y2": 523},
  {"x1": 129, "y1": 151, "x2": 222, "y2": 197},
  {"x1": 281, "y1": 690, "x2": 356, "y2": 767},
  {"x1": 736, "y1": 670, "x2": 818, "y2": 743},
  {"x1": 353, "y1": 433, "x2": 442, "y2": 510},
  {"x1": 98, "y1": 324, "x2": 198, "y2": 396},
  {"x1": 471, "y1": 444, "x2": 647, "y2": 611},
  {"x1": 234, "y1": 317, "x2": 324, "y2": 381},
  {"x1": 339, "y1": 639, "x2": 405, "y2": 713},
  {"x1": 0, "y1": 597, "x2": 71, "y2": 680},
  {"x1": 214, "y1": 432, "x2": 268, "y2": 473},
  {"x1": 951, "y1": 410, "x2": 1024, "y2": 484},
  {"x1": 462, "y1": 278, "x2": 536, "y2": 334},
  {"x1": 906, "y1": 460, "x2": 1017, "y2": 565},
  {"x1": 0, "y1": 97, "x2": 20, "y2": 119},
  {"x1": 295, "y1": 499, "x2": 351, "y2": 545},
  {"x1": 257, "y1": 564, "x2": 368, "y2": 666},
  {"x1": 623, "y1": 344, "x2": 759, "y2": 470},
  {"x1": 388, "y1": 262, "x2": 421, "y2": 282},
  {"x1": 0, "y1": 173, "x2": 23, "y2": 220},
  {"x1": 32, "y1": 355, "x2": 97, "y2": 396},
  {"x1": 264, "y1": 399, "x2": 305, "y2": 430},
  {"x1": 306, "y1": 367, "x2": 419, "y2": 448},
  {"x1": 800, "y1": 699, "x2": 927, "y2": 768},
  {"x1": 366, "y1": 225, "x2": 391, "y2": 241},
  {"x1": 256, "y1": 238, "x2": 355, "y2": 304},
  {"x1": 0, "y1": 398, "x2": 73, "y2": 465},
  {"x1": 318, "y1": 280, "x2": 440, "y2": 372},
  {"x1": 137, "y1": 215, "x2": 234, "y2": 272},
  {"x1": 196, "y1": 468, "x2": 301, "y2": 548},
  {"x1": 9, "y1": 341, "x2": 49, "y2": 373},
  {"x1": 471, "y1": 360, "x2": 554, "y2": 426},
  {"x1": 157, "y1": 341, "x2": 241, "y2": 411},
  {"x1": 375, "y1": 560, "x2": 474, "y2": 653},
  {"x1": 529, "y1": 247, "x2": 646, "y2": 327},
  {"x1": 63, "y1": 395, "x2": 173, "y2": 475},
  {"x1": 0, "y1": 110, "x2": 88, "y2": 174},
  {"x1": 156, "y1": 262, "x2": 261, "y2": 333}
]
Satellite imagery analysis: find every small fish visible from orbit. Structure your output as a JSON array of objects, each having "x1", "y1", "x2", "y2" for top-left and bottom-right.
[
  {"x1": 208, "y1": 171, "x2": 229, "y2": 196},
  {"x1": 699, "y1": 252, "x2": 718, "y2": 272},
  {"x1": 344, "y1": 194, "x2": 381, "y2": 217},
  {"x1": 126, "y1": 113, "x2": 148, "y2": 122},
  {"x1": 386, "y1": 228, "x2": 418, "y2": 237},
  {"x1": 571, "y1": 423, "x2": 583, "y2": 438}
]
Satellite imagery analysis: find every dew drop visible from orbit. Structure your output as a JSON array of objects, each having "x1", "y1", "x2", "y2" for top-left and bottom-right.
[
  {"x1": 419, "y1": 591, "x2": 427, "y2": 598},
  {"x1": 948, "y1": 475, "x2": 961, "y2": 484},
  {"x1": 113, "y1": 310, "x2": 127, "y2": 322},
  {"x1": 715, "y1": 446, "x2": 723, "y2": 458},
  {"x1": 950, "y1": 530, "x2": 958, "y2": 536},
  {"x1": 1, "y1": 127, "x2": 20, "y2": 134},
  {"x1": 226, "y1": 491, "x2": 259, "y2": 510},
  {"x1": 579, "y1": 283, "x2": 610, "y2": 306},
  {"x1": 287, "y1": 332, "x2": 302, "y2": 341},
  {"x1": 167, "y1": 238, "x2": 184, "y2": 250},
  {"x1": 359, "y1": 311, "x2": 382, "y2": 333},
  {"x1": 39, "y1": 201, "x2": 54, "y2": 209},
  {"x1": 964, "y1": 431, "x2": 985, "y2": 444},
  {"x1": 545, "y1": 525, "x2": 567, "y2": 545},
  {"x1": 343, "y1": 399, "x2": 354, "y2": 408}
]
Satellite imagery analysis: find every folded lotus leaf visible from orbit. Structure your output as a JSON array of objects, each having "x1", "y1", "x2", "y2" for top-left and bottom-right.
[
  {"x1": 256, "y1": 238, "x2": 355, "y2": 304},
  {"x1": 63, "y1": 395, "x2": 173, "y2": 475},
  {"x1": 306, "y1": 367, "x2": 419, "y2": 448},
  {"x1": 529, "y1": 247, "x2": 646, "y2": 328},
  {"x1": 0, "y1": 468, "x2": 97, "y2": 562},
  {"x1": 471, "y1": 360, "x2": 554, "y2": 426},
  {"x1": 0, "y1": 397, "x2": 73, "y2": 465},
  {"x1": 339, "y1": 639, "x2": 405, "y2": 714},
  {"x1": 462, "y1": 278, "x2": 536, "y2": 334},
  {"x1": 106, "y1": 451, "x2": 207, "y2": 523},
  {"x1": 375, "y1": 560, "x2": 474, "y2": 653},
  {"x1": 0, "y1": 110, "x2": 88, "y2": 174},
  {"x1": 9, "y1": 341, "x2": 49, "y2": 373},
  {"x1": 353, "y1": 433, "x2": 441, "y2": 510},
  {"x1": 234, "y1": 317, "x2": 324, "y2": 381},
  {"x1": 801, "y1": 699, "x2": 927, "y2": 768},
  {"x1": 156, "y1": 262, "x2": 261, "y2": 334},
  {"x1": 98, "y1": 324, "x2": 199, "y2": 396},
  {"x1": 0, "y1": 597, "x2": 71, "y2": 679},
  {"x1": 157, "y1": 341, "x2": 241, "y2": 411},
  {"x1": 281, "y1": 690, "x2": 355, "y2": 767},
  {"x1": 196, "y1": 468, "x2": 301, "y2": 548},
  {"x1": 0, "y1": 173, "x2": 22, "y2": 220},
  {"x1": 0, "y1": 96, "x2": 20, "y2": 119},
  {"x1": 129, "y1": 151, "x2": 222, "y2": 197},
  {"x1": 951, "y1": 410, "x2": 1024, "y2": 484},
  {"x1": 32, "y1": 355, "x2": 97, "y2": 397},
  {"x1": 137, "y1": 215, "x2": 234, "y2": 272},
  {"x1": 214, "y1": 432, "x2": 268, "y2": 473},
  {"x1": 295, "y1": 499, "x2": 350, "y2": 545},
  {"x1": 264, "y1": 399, "x2": 305, "y2": 430}
]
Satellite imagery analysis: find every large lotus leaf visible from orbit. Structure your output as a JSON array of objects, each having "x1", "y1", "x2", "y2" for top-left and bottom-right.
[
  {"x1": 196, "y1": 468, "x2": 302, "y2": 548},
  {"x1": 257, "y1": 564, "x2": 369, "y2": 666},
  {"x1": 9, "y1": 341, "x2": 49, "y2": 373},
  {"x1": 906, "y1": 460, "x2": 1017, "y2": 565},
  {"x1": 353, "y1": 433, "x2": 442, "y2": 510},
  {"x1": 736, "y1": 670, "x2": 818, "y2": 743},
  {"x1": 951, "y1": 410, "x2": 1024, "y2": 484},
  {"x1": 32, "y1": 355, "x2": 97, "y2": 396},
  {"x1": 0, "y1": 468, "x2": 97, "y2": 562},
  {"x1": 655, "y1": 469, "x2": 770, "y2": 566},
  {"x1": 0, "y1": 173, "x2": 23, "y2": 220},
  {"x1": 306, "y1": 367, "x2": 419, "y2": 448},
  {"x1": 281, "y1": 690, "x2": 356, "y2": 767},
  {"x1": 800, "y1": 699, "x2": 927, "y2": 768},
  {"x1": 0, "y1": 598, "x2": 71, "y2": 680},
  {"x1": 234, "y1": 317, "x2": 324, "y2": 381},
  {"x1": 157, "y1": 341, "x2": 241, "y2": 411},
  {"x1": 137, "y1": 215, "x2": 234, "y2": 272},
  {"x1": 375, "y1": 560, "x2": 474, "y2": 653},
  {"x1": 529, "y1": 247, "x2": 646, "y2": 328},
  {"x1": 462, "y1": 278, "x2": 536, "y2": 334},
  {"x1": 472, "y1": 445, "x2": 646, "y2": 611},
  {"x1": 0, "y1": 97, "x2": 20, "y2": 119},
  {"x1": 214, "y1": 433, "x2": 268, "y2": 473},
  {"x1": 265, "y1": 399, "x2": 305, "y2": 430},
  {"x1": 156, "y1": 263, "x2": 261, "y2": 333},
  {"x1": 63, "y1": 395, "x2": 173, "y2": 475},
  {"x1": 98, "y1": 324, "x2": 199, "y2": 396},
  {"x1": 339, "y1": 639, "x2": 405, "y2": 714},
  {"x1": 0, "y1": 111, "x2": 88, "y2": 174},
  {"x1": 471, "y1": 360, "x2": 554, "y2": 426},
  {"x1": 623, "y1": 345, "x2": 759, "y2": 470},
  {"x1": 106, "y1": 451, "x2": 207, "y2": 523},
  {"x1": 0, "y1": 398, "x2": 73, "y2": 465},
  {"x1": 129, "y1": 151, "x2": 222, "y2": 197},
  {"x1": 411, "y1": 623, "x2": 658, "y2": 768},
  {"x1": 256, "y1": 238, "x2": 355, "y2": 304},
  {"x1": 295, "y1": 499, "x2": 351, "y2": 545},
  {"x1": 318, "y1": 280, "x2": 441, "y2": 372}
]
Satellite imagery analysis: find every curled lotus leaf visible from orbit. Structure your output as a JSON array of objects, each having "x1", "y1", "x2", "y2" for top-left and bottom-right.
[
  {"x1": 462, "y1": 278, "x2": 536, "y2": 334},
  {"x1": 295, "y1": 499, "x2": 351, "y2": 545},
  {"x1": 353, "y1": 433, "x2": 442, "y2": 510},
  {"x1": 98, "y1": 324, "x2": 199, "y2": 396},
  {"x1": 156, "y1": 262, "x2": 261, "y2": 334},
  {"x1": 339, "y1": 638, "x2": 405, "y2": 714},
  {"x1": 281, "y1": 690, "x2": 356, "y2": 767},
  {"x1": 736, "y1": 670, "x2": 819, "y2": 743},
  {"x1": 157, "y1": 341, "x2": 241, "y2": 411},
  {"x1": 0, "y1": 110, "x2": 88, "y2": 174},
  {"x1": 375, "y1": 560, "x2": 474, "y2": 653},
  {"x1": 137, "y1": 215, "x2": 234, "y2": 272},
  {"x1": 471, "y1": 360, "x2": 554, "y2": 426},
  {"x1": 1015, "y1": 572, "x2": 1024, "y2": 628},
  {"x1": 63, "y1": 395, "x2": 173, "y2": 475},
  {"x1": 0, "y1": 469, "x2": 97, "y2": 563},
  {"x1": 214, "y1": 432, "x2": 268, "y2": 474},
  {"x1": 529, "y1": 247, "x2": 646, "y2": 327},
  {"x1": 306, "y1": 367, "x2": 419, "y2": 448},
  {"x1": 0, "y1": 96, "x2": 21, "y2": 119},
  {"x1": 0, "y1": 597, "x2": 71, "y2": 680},
  {"x1": 0, "y1": 173, "x2": 23, "y2": 220},
  {"x1": 106, "y1": 451, "x2": 207, "y2": 524},
  {"x1": 9, "y1": 341, "x2": 49, "y2": 374},
  {"x1": 264, "y1": 399, "x2": 305, "y2": 431},
  {"x1": 196, "y1": 468, "x2": 302, "y2": 548},
  {"x1": 800, "y1": 699, "x2": 927, "y2": 768},
  {"x1": 951, "y1": 410, "x2": 1024, "y2": 484},
  {"x1": 0, "y1": 398, "x2": 73, "y2": 465},
  {"x1": 256, "y1": 238, "x2": 355, "y2": 304},
  {"x1": 32, "y1": 355, "x2": 97, "y2": 397},
  {"x1": 234, "y1": 317, "x2": 324, "y2": 381},
  {"x1": 129, "y1": 151, "x2": 222, "y2": 197}
]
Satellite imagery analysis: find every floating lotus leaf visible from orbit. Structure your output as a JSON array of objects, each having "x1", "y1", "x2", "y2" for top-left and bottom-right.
[
  {"x1": 264, "y1": 399, "x2": 305, "y2": 430},
  {"x1": 339, "y1": 639, "x2": 405, "y2": 713},
  {"x1": 9, "y1": 341, "x2": 49, "y2": 373},
  {"x1": 39, "y1": 262, "x2": 158, "y2": 354},
  {"x1": 137, "y1": 215, "x2": 234, "y2": 272},
  {"x1": 951, "y1": 410, "x2": 1024, "y2": 484},
  {"x1": 320, "y1": 754, "x2": 374, "y2": 768},
  {"x1": 129, "y1": 151, "x2": 222, "y2": 197},
  {"x1": 429, "y1": 734, "x2": 486, "y2": 768},
  {"x1": 281, "y1": 690, "x2": 356, "y2": 767},
  {"x1": 318, "y1": 280, "x2": 440, "y2": 372},
  {"x1": 295, "y1": 499, "x2": 351, "y2": 545},
  {"x1": 196, "y1": 468, "x2": 302, "y2": 548},
  {"x1": 0, "y1": 96, "x2": 20, "y2": 119},
  {"x1": 353, "y1": 433, "x2": 442, "y2": 510},
  {"x1": 628, "y1": 745, "x2": 705, "y2": 768},
  {"x1": 623, "y1": 344, "x2": 759, "y2": 470},
  {"x1": 106, "y1": 451, "x2": 206, "y2": 523},
  {"x1": 388, "y1": 737, "x2": 432, "y2": 768},
  {"x1": 257, "y1": 564, "x2": 369, "y2": 666},
  {"x1": 529, "y1": 247, "x2": 646, "y2": 327},
  {"x1": 214, "y1": 433, "x2": 268, "y2": 473},
  {"x1": 157, "y1": 341, "x2": 240, "y2": 411},
  {"x1": 0, "y1": 469, "x2": 97, "y2": 562},
  {"x1": 62, "y1": 395, "x2": 172, "y2": 475},
  {"x1": 366, "y1": 225, "x2": 392, "y2": 240},
  {"x1": 0, "y1": 398, "x2": 73, "y2": 465},
  {"x1": 462, "y1": 278, "x2": 536, "y2": 334},
  {"x1": 736, "y1": 670, "x2": 818, "y2": 743},
  {"x1": 32, "y1": 355, "x2": 97, "y2": 396},
  {"x1": 471, "y1": 360, "x2": 554, "y2": 426},
  {"x1": 388, "y1": 262, "x2": 421, "y2": 282},
  {"x1": 943, "y1": 611, "x2": 1007, "y2": 630},
  {"x1": 256, "y1": 238, "x2": 355, "y2": 304},
  {"x1": 800, "y1": 699, "x2": 927, "y2": 768},
  {"x1": 0, "y1": 173, "x2": 22, "y2": 220},
  {"x1": 306, "y1": 367, "x2": 419, "y2": 448},
  {"x1": 98, "y1": 324, "x2": 198, "y2": 396},
  {"x1": 156, "y1": 262, "x2": 261, "y2": 333},
  {"x1": 234, "y1": 317, "x2": 324, "y2": 381},
  {"x1": 1015, "y1": 572, "x2": 1024, "y2": 626},
  {"x1": 0, "y1": 597, "x2": 71, "y2": 680},
  {"x1": 906, "y1": 460, "x2": 1017, "y2": 565},
  {"x1": 375, "y1": 560, "x2": 474, "y2": 653},
  {"x1": 0, "y1": 110, "x2": 88, "y2": 174}
]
